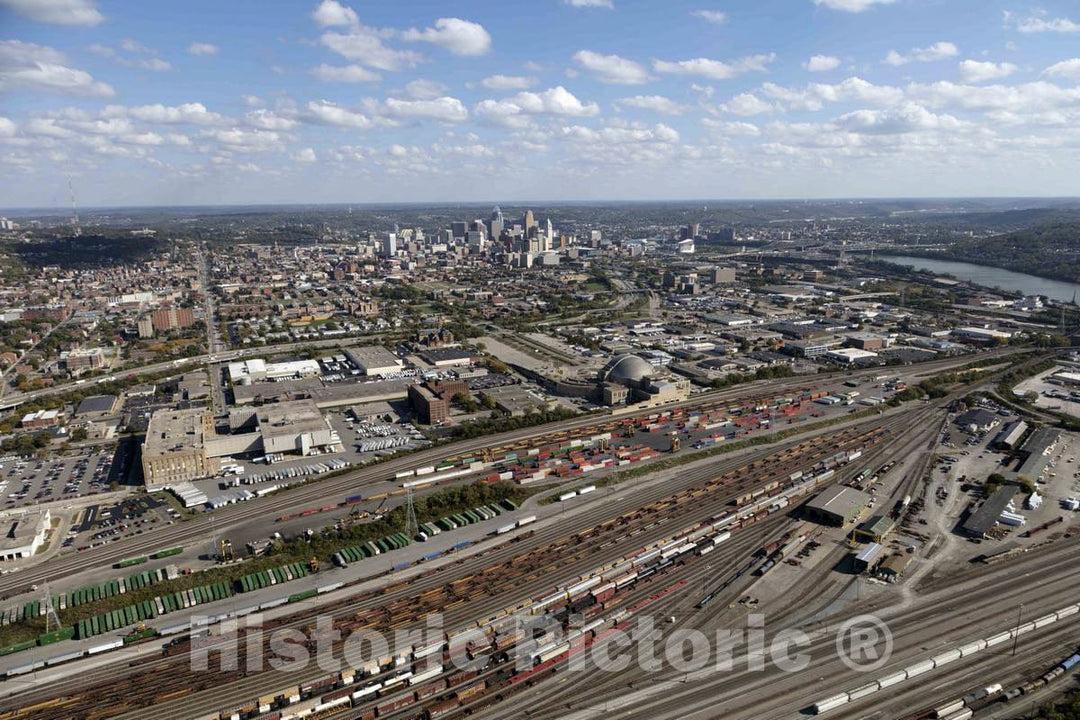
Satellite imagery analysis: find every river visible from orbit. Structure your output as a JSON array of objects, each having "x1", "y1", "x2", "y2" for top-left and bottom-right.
[{"x1": 878, "y1": 255, "x2": 1079, "y2": 304}]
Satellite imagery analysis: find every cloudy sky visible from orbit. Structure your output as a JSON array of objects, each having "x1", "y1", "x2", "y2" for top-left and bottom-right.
[{"x1": 3, "y1": 0, "x2": 1080, "y2": 207}]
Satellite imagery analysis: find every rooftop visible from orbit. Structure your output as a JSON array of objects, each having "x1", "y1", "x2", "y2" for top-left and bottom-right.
[{"x1": 143, "y1": 407, "x2": 210, "y2": 458}]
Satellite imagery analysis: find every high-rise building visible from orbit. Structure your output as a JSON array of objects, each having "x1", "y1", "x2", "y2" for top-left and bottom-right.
[
  {"x1": 383, "y1": 232, "x2": 397, "y2": 258},
  {"x1": 450, "y1": 221, "x2": 467, "y2": 240},
  {"x1": 488, "y1": 206, "x2": 504, "y2": 239},
  {"x1": 523, "y1": 210, "x2": 536, "y2": 237}
]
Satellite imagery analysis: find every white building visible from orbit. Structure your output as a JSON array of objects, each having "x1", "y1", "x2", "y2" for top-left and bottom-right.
[
  {"x1": 228, "y1": 358, "x2": 321, "y2": 384},
  {"x1": 826, "y1": 348, "x2": 879, "y2": 364},
  {"x1": 0, "y1": 509, "x2": 51, "y2": 561},
  {"x1": 344, "y1": 346, "x2": 404, "y2": 377}
]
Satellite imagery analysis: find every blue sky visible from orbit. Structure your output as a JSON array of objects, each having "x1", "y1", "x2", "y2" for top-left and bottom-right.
[{"x1": 3, "y1": 0, "x2": 1080, "y2": 207}]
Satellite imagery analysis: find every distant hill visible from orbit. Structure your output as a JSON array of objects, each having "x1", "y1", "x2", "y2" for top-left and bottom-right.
[{"x1": 926, "y1": 221, "x2": 1080, "y2": 284}]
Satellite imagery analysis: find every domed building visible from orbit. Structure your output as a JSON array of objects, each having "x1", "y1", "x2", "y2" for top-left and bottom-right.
[{"x1": 600, "y1": 354, "x2": 655, "y2": 385}]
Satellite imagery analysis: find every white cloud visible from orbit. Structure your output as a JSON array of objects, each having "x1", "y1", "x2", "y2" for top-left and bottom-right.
[
  {"x1": 202, "y1": 128, "x2": 283, "y2": 153},
  {"x1": 118, "y1": 57, "x2": 172, "y2": 72},
  {"x1": 481, "y1": 74, "x2": 538, "y2": 90},
  {"x1": 305, "y1": 100, "x2": 373, "y2": 129},
  {"x1": 0, "y1": 116, "x2": 15, "y2": 137},
  {"x1": 401, "y1": 18, "x2": 492, "y2": 56},
  {"x1": 188, "y1": 42, "x2": 219, "y2": 57},
  {"x1": 812, "y1": 0, "x2": 895, "y2": 12},
  {"x1": 561, "y1": 122, "x2": 680, "y2": 145},
  {"x1": 120, "y1": 38, "x2": 154, "y2": 54},
  {"x1": 760, "y1": 76, "x2": 904, "y2": 111},
  {"x1": 292, "y1": 147, "x2": 318, "y2": 163},
  {"x1": 1014, "y1": 15, "x2": 1080, "y2": 34},
  {"x1": 1044, "y1": 59, "x2": 1080, "y2": 80},
  {"x1": 884, "y1": 41, "x2": 958, "y2": 66},
  {"x1": 400, "y1": 79, "x2": 448, "y2": 100},
  {"x1": 321, "y1": 26, "x2": 422, "y2": 71},
  {"x1": 690, "y1": 10, "x2": 727, "y2": 24},
  {"x1": 804, "y1": 55, "x2": 841, "y2": 72},
  {"x1": 0, "y1": 40, "x2": 114, "y2": 97},
  {"x1": 245, "y1": 109, "x2": 299, "y2": 130},
  {"x1": 312, "y1": 0, "x2": 358, "y2": 27},
  {"x1": 907, "y1": 80, "x2": 1080, "y2": 113},
  {"x1": 702, "y1": 118, "x2": 761, "y2": 136},
  {"x1": 653, "y1": 53, "x2": 776, "y2": 81},
  {"x1": 563, "y1": 0, "x2": 614, "y2": 8},
  {"x1": 475, "y1": 86, "x2": 600, "y2": 127},
  {"x1": 720, "y1": 92, "x2": 775, "y2": 116},
  {"x1": 958, "y1": 60, "x2": 1016, "y2": 83},
  {"x1": 102, "y1": 103, "x2": 225, "y2": 125},
  {"x1": 832, "y1": 103, "x2": 966, "y2": 134},
  {"x1": 384, "y1": 96, "x2": 468, "y2": 122},
  {"x1": 0, "y1": 0, "x2": 103, "y2": 26},
  {"x1": 617, "y1": 95, "x2": 686, "y2": 115},
  {"x1": 310, "y1": 63, "x2": 382, "y2": 83},
  {"x1": 242, "y1": 94, "x2": 264, "y2": 107},
  {"x1": 573, "y1": 50, "x2": 652, "y2": 85}
]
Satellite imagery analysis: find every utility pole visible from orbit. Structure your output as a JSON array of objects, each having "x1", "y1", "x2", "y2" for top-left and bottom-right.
[
  {"x1": 1011, "y1": 602, "x2": 1024, "y2": 656},
  {"x1": 404, "y1": 486, "x2": 418, "y2": 539}
]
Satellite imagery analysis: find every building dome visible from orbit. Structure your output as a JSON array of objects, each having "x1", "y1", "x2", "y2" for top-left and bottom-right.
[{"x1": 601, "y1": 354, "x2": 654, "y2": 384}]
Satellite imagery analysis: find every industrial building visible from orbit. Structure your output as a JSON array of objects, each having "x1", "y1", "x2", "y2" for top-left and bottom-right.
[
  {"x1": 853, "y1": 515, "x2": 895, "y2": 543},
  {"x1": 853, "y1": 542, "x2": 883, "y2": 573},
  {"x1": 227, "y1": 358, "x2": 321, "y2": 384},
  {"x1": 1010, "y1": 427, "x2": 1061, "y2": 482},
  {"x1": 825, "y1": 348, "x2": 879, "y2": 365},
  {"x1": 0, "y1": 509, "x2": 51, "y2": 561},
  {"x1": 345, "y1": 346, "x2": 404, "y2": 377},
  {"x1": 254, "y1": 400, "x2": 337, "y2": 456},
  {"x1": 75, "y1": 394, "x2": 120, "y2": 418},
  {"x1": 419, "y1": 347, "x2": 480, "y2": 368},
  {"x1": 961, "y1": 485, "x2": 1019, "y2": 538},
  {"x1": 407, "y1": 379, "x2": 469, "y2": 425},
  {"x1": 877, "y1": 554, "x2": 912, "y2": 582},
  {"x1": 956, "y1": 408, "x2": 1000, "y2": 433},
  {"x1": 991, "y1": 420, "x2": 1028, "y2": 450},
  {"x1": 142, "y1": 408, "x2": 214, "y2": 490},
  {"x1": 804, "y1": 486, "x2": 872, "y2": 526}
]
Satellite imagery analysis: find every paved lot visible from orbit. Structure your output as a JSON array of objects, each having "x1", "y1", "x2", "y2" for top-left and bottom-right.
[{"x1": 0, "y1": 446, "x2": 125, "y2": 510}]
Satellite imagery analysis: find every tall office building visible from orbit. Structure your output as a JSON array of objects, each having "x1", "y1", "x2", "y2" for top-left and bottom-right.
[
  {"x1": 383, "y1": 232, "x2": 397, "y2": 258},
  {"x1": 450, "y1": 221, "x2": 467, "y2": 240},
  {"x1": 488, "y1": 206, "x2": 504, "y2": 239},
  {"x1": 523, "y1": 210, "x2": 536, "y2": 238}
]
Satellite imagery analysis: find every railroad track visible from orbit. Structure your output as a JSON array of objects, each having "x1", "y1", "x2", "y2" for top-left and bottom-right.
[
  {"x1": 0, "y1": 347, "x2": 1030, "y2": 598},
  {"x1": 487, "y1": 538, "x2": 1080, "y2": 720},
  {"x1": 1, "y1": 418, "x2": 909, "y2": 719},
  {"x1": 486, "y1": 408, "x2": 947, "y2": 720}
]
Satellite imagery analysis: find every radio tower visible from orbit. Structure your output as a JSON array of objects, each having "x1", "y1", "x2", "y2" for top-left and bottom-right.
[
  {"x1": 404, "y1": 486, "x2": 418, "y2": 539},
  {"x1": 67, "y1": 175, "x2": 81, "y2": 237},
  {"x1": 42, "y1": 580, "x2": 61, "y2": 633}
]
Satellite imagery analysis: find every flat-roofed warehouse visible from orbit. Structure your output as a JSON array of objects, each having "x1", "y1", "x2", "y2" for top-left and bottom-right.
[
  {"x1": 255, "y1": 399, "x2": 336, "y2": 455},
  {"x1": 345, "y1": 346, "x2": 404, "y2": 377},
  {"x1": 142, "y1": 407, "x2": 213, "y2": 490},
  {"x1": 0, "y1": 509, "x2": 51, "y2": 561},
  {"x1": 804, "y1": 486, "x2": 872, "y2": 526}
]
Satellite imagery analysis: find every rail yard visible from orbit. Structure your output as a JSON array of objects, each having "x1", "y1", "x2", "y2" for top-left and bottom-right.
[{"x1": 0, "y1": 350, "x2": 1076, "y2": 720}]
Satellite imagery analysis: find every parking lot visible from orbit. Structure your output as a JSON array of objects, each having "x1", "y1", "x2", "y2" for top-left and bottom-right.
[
  {"x1": 70, "y1": 494, "x2": 178, "y2": 551},
  {"x1": 0, "y1": 445, "x2": 127, "y2": 510},
  {"x1": 184, "y1": 409, "x2": 430, "y2": 503}
]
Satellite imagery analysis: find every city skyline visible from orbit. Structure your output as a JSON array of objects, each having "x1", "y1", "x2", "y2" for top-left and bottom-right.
[{"x1": 4, "y1": 0, "x2": 1080, "y2": 207}]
